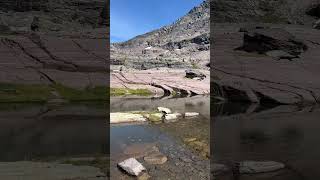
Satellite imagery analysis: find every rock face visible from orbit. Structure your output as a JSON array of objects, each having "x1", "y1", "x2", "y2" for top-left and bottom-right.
[
  {"x1": 0, "y1": 0, "x2": 107, "y2": 33},
  {"x1": 213, "y1": 24, "x2": 320, "y2": 104},
  {"x1": 211, "y1": 1, "x2": 320, "y2": 104},
  {"x1": 0, "y1": 0, "x2": 108, "y2": 93},
  {"x1": 0, "y1": 34, "x2": 108, "y2": 89}
]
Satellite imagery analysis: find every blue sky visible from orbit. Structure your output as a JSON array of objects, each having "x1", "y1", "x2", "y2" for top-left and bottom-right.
[{"x1": 111, "y1": 0, "x2": 204, "y2": 43}]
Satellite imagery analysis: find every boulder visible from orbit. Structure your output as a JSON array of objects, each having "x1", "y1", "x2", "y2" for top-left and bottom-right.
[
  {"x1": 185, "y1": 69, "x2": 206, "y2": 79},
  {"x1": 157, "y1": 107, "x2": 172, "y2": 114},
  {"x1": 147, "y1": 113, "x2": 163, "y2": 122},
  {"x1": 185, "y1": 112, "x2": 200, "y2": 117},
  {"x1": 239, "y1": 161, "x2": 285, "y2": 174},
  {"x1": 238, "y1": 27, "x2": 307, "y2": 56},
  {"x1": 118, "y1": 158, "x2": 146, "y2": 176}
]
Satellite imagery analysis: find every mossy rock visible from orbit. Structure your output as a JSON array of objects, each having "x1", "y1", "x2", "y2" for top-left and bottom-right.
[{"x1": 148, "y1": 113, "x2": 163, "y2": 122}]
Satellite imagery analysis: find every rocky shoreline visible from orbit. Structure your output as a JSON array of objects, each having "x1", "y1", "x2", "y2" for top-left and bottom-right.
[{"x1": 110, "y1": 68, "x2": 210, "y2": 97}]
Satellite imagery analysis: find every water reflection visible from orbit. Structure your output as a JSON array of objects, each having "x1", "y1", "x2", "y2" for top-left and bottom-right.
[
  {"x1": 212, "y1": 102, "x2": 320, "y2": 179},
  {"x1": 0, "y1": 103, "x2": 107, "y2": 161}
]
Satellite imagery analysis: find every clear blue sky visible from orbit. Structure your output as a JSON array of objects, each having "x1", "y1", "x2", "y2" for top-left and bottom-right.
[{"x1": 111, "y1": 0, "x2": 204, "y2": 43}]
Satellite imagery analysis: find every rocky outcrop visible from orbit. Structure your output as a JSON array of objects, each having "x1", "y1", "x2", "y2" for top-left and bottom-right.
[
  {"x1": 237, "y1": 27, "x2": 308, "y2": 58},
  {"x1": 111, "y1": 68, "x2": 210, "y2": 96},
  {"x1": 0, "y1": 33, "x2": 108, "y2": 89}
]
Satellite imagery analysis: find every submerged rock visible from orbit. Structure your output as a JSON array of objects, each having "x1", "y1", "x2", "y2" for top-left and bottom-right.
[
  {"x1": 110, "y1": 113, "x2": 146, "y2": 124},
  {"x1": 118, "y1": 158, "x2": 146, "y2": 176},
  {"x1": 144, "y1": 152, "x2": 168, "y2": 165},
  {"x1": 212, "y1": 163, "x2": 229, "y2": 175},
  {"x1": 123, "y1": 144, "x2": 159, "y2": 157},
  {"x1": 183, "y1": 137, "x2": 197, "y2": 143},
  {"x1": 147, "y1": 113, "x2": 164, "y2": 122},
  {"x1": 138, "y1": 173, "x2": 151, "y2": 180},
  {"x1": 239, "y1": 161, "x2": 285, "y2": 174}
]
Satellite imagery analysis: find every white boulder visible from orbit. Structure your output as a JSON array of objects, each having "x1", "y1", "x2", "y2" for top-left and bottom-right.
[
  {"x1": 118, "y1": 158, "x2": 146, "y2": 176},
  {"x1": 157, "y1": 107, "x2": 172, "y2": 114},
  {"x1": 164, "y1": 114, "x2": 178, "y2": 122}
]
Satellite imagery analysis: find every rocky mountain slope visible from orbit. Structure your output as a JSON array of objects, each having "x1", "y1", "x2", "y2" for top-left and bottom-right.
[
  {"x1": 111, "y1": 0, "x2": 210, "y2": 70},
  {"x1": 0, "y1": 0, "x2": 108, "y2": 102}
]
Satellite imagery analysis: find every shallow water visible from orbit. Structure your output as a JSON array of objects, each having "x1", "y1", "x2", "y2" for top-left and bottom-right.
[
  {"x1": 110, "y1": 96, "x2": 210, "y2": 179},
  {"x1": 110, "y1": 96, "x2": 210, "y2": 153},
  {"x1": 213, "y1": 103, "x2": 320, "y2": 179}
]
